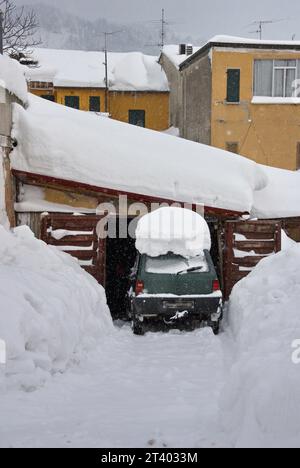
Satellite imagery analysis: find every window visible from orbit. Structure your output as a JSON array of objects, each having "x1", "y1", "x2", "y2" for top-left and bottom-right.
[
  {"x1": 226, "y1": 69, "x2": 240, "y2": 103},
  {"x1": 297, "y1": 143, "x2": 300, "y2": 170},
  {"x1": 128, "y1": 110, "x2": 146, "y2": 127},
  {"x1": 41, "y1": 95, "x2": 55, "y2": 102},
  {"x1": 226, "y1": 142, "x2": 239, "y2": 154},
  {"x1": 89, "y1": 96, "x2": 100, "y2": 112},
  {"x1": 65, "y1": 96, "x2": 80, "y2": 109},
  {"x1": 254, "y1": 60, "x2": 300, "y2": 98}
]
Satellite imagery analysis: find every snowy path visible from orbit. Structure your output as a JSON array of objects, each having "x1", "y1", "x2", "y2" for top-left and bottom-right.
[{"x1": 0, "y1": 325, "x2": 231, "y2": 448}]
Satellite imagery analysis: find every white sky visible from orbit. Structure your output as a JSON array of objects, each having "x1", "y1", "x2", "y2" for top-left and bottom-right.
[{"x1": 15, "y1": 0, "x2": 300, "y2": 41}]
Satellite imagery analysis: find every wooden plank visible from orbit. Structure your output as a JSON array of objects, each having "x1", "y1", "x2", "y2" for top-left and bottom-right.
[
  {"x1": 67, "y1": 250, "x2": 96, "y2": 261},
  {"x1": 234, "y1": 232, "x2": 275, "y2": 240},
  {"x1": 234, "y1": 241, "x2": 275, "y2": 255},
  {"x1": 232, "y1": 256, "x2": 268, "y2": 268}
]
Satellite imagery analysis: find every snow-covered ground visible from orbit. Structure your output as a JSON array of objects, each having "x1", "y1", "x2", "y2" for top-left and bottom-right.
[
  {"x1": 0, "y1": 325, "x2": 230, "y2": 448},
  {"x1": 0, "y1": 229, "x2": 299, "y2": 448}
]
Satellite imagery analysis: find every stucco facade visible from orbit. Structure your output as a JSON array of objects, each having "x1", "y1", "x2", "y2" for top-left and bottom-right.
[
  {"x1": 159, "y1": 54, "x2": 183, "y2": 131},
  {"x1": 29, "y1": 86, "x2": 169, "y2": 132},
  {"x1": 180, "y1": 40, "x2": 300, "y2": 171},
  {"x1": 211, "y1": 49, "x2": 300, "y2": 170}
]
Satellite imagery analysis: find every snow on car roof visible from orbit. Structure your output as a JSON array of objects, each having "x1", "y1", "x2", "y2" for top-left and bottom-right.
[
  {"x1": 24, "y1": 48, "x2": 169, "y2": 92},
  {"x1": 11, "y1": 94, "x2": 267, "y2": 214},
  {"x1": 135, "y1": 207, "x2": 212, "y2": 258}
]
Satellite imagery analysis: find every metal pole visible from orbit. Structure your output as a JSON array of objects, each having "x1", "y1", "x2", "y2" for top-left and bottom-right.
[
  {"x1": 0, "y1": 10, "x2": 3, "y2": 55},
  {"x1": 104, "y1": 33, "x2": 108, "y2": 114}
]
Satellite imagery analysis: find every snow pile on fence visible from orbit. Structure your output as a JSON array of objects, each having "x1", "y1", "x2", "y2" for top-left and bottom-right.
[
  {"x1": 136, "y1": 207, "x2": 211, "y2": 257},
  {"x1": 11, "y1": 94, "x2": 267, "y2": 214},
  {"x1": 0, "y1": 225, "x2": 113, "y2": 392},
  {"x1": 0, "y1": 54, "x2": 28, "y2": 105},
  {"x1": 25, "y1": 48, "x2": 169, "y2": 92},
  {"x1": 253, "y1": 165, "x2": 300, "y2": 219},
  {"x1": 222, "y1": 242, "x2": 300, "y2": 448}
]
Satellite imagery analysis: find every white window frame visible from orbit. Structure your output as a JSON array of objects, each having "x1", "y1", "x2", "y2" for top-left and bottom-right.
[
  {"x1": 254, "y1": 59, "x2": 299, "y2": 98},
  {"x1": 272, "y1": 60, "x2": 298, "y2": 98}
]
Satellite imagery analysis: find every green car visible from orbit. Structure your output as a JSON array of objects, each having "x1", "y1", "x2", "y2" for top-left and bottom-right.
[{"x1": 128, "y1": 250, "x2": 223, "y2": 335}]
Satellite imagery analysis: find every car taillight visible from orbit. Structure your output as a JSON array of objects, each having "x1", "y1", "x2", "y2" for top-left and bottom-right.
[
  {"x1": 135, "y1": 280, "x2": 144, "y2": 296},
  {"x1": 213, "y1": 279, "x2": 220, "y2": 292}
]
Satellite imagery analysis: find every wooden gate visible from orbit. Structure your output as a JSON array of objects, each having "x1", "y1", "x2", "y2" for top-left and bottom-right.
[
  {"x1": 223, "y1": 220, "x2": 282, "y2": 299},
  {"x1": 40, "y1": 214, "x2": 106, "y2": 285}
]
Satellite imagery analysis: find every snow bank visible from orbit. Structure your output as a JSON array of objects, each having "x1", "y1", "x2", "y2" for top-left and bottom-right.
[
  {"x1": 253, "y1": 165, "x2": 300, "y2": 219},
  {"x1": 25, "y1": 48, "x2": 168, "y2": 92},
  {"x1": 0, "y1": 54, "x2": 28, "y2": 104},
  {"x1": 11, "y1": 94, "x2": 267, "y2": 214},
  {"x1": 0, "y1": 225, "x2": 113, "y2": 392},
  {"x1": 136, "y1": 207, "x2": 211, "y2": 257},
  {"x1": 222, "y1": 244, "x2": 300, "y2": 448}
]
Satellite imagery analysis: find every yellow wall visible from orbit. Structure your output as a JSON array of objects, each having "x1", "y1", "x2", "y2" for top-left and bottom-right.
[
  {"x1": 211, "y1": 49, "x2": 300, "y2": 170},
  {"x1": 109, "y1": 91, "x2": 169, "y2": 131},
  {"x1": 55, "y1": 87, "x2": 106, "y2": 112},
  {"x1": 29, "y1": 86, "x2": 169, "y2": 131}
]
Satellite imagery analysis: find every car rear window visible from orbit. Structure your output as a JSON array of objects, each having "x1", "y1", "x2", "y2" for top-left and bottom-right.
[{"x1": 145, "y1": 254, "x2": 209, "y2": 275}]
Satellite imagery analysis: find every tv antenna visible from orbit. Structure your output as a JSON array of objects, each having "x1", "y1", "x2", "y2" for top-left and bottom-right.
[
  {"x1": 144, "y1": 9, "x2": 174, "y2": 51},
  {"x1": 249, "y1": 19, "x2": 287, "y2": 40}
]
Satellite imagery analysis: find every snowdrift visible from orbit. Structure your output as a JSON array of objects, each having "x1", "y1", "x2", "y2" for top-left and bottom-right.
[
  {"x1": 222, "y1": 242, "x2": 300, "y2": 448},
  {"x1": 0, "y1": 226, "x2": 113, "y2": 392},
  {"x1": 11, "y1": 95, "x2": 267, "y2": 214},
  {"x1": 0, "y1": 54, "x2": 28, "y2": 105},
  {"x1": 136, "y1": 207, "x2": 211, "y2": 257}
]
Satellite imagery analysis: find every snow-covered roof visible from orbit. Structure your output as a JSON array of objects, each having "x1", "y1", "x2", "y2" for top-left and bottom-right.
[
  {"x1": 252, "y1": 166, "x2": 300, "y2": 219},
  {"x1": 208, "y1": 35, "x2": 300, "y2": 47},
  {"x1": 11, "y1": 94, "x2": 267, "y2": 215},
  {"x1": 162, "y1": 45, "x2": 201, "y2": 69},
  {"x1": 180, "y1": 35, "x2": 300, "y2": 69},
  {"x1": 0, "y1": 54, "x2": 28, "y2": 104},
  {"x1": 24, "y1": 48, "x2": 169, "y2": 92}
]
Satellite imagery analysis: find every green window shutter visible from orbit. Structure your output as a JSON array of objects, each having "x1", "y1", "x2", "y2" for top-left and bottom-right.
[
  {"x1": 65, "y1": 96, "x2": 80, "y2": 109},
  {"x1": 128, "y1": 110, "x2": 146, "y2": 127},
  {"x1": 89, "y1": 96, "x2": 100, "y2": 112},
  {"x1": 227, "y1": 69, "x2": 240, "y2": 103}
]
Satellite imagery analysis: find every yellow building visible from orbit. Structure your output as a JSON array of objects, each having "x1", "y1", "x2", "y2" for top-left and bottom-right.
[
  {"x1": 178, "y1": 36, "x2": 300, "y2": 170},
  {"x1": 25, "y1": 48, "x2": 169, "y2": 131}
]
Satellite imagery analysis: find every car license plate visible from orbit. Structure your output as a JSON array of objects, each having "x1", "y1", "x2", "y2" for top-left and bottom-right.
[{"x1": 162, "y1": 300, "x2": 195, "y2": 311}]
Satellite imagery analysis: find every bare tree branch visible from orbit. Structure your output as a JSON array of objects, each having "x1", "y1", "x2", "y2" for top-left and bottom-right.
[{"x1": 0, "y1": 0, "x2": 41, "y2": 54}]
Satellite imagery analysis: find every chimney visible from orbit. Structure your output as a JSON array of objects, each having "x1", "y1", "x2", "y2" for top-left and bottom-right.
[{"x1": 179, "y1": 44, "x2": 194, "y2": 56}]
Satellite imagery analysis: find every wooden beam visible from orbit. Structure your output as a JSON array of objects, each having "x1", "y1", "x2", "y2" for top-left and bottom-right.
[{"x1": 12, "y1": 169, "x2": 243, "y2": 219}]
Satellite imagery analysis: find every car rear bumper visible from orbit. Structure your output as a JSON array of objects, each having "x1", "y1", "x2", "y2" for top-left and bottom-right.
[{"x1": 131, "y1": 294, "x2": 223, "y2": 323}]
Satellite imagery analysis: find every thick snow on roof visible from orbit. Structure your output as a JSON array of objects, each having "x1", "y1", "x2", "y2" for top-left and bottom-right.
[
  {"x1": 0, "y1": 54, "x2": 28, "y2": 104},
  {"x1": 11, "y1": 94, "x2": 267, "y2": 214},
  {"x1": 162, "y1": 45, "x2": 201, "y2": 69},
  {"x1": 24, "y1": 48, "x2": 169, "y2": 92},
  {"x1": 252, "y1": 166, "x2": 300, "y2": 219}
]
